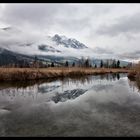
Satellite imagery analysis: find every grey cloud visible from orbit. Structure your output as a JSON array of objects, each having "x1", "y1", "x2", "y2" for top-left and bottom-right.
[
  {"x1": 1, "y1": 4, "x2": 112, "y2": 32},
  {"x1": 56, "y1": 17, "x2": 92, "y2": 32},
  {"x1": 1, "y1": 4, "x2": 62, "y2": 28},
  {"x1": 1, "y1": 4, "x2": 77, "y2": 27},
  {"x1": 93, "y1": 47, "x2": 114, "y2": 54},
  {"x1": 96, "y1": 12, "x2": 140, "y2": 36},
  {"x1": 119, "y1": 51, "x2": 140, "y2": 60}
]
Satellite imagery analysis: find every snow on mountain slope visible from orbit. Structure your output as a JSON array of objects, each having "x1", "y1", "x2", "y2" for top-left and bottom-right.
[
  {"x1": 0, "y1": 27, "x2": 93, "y2": 58},
  {"x1": 0, "y1": 27, "x2": 124, "y2": 61},
  {"x1": 52, "y1": 34, "x2": 88, "y2": 49}
]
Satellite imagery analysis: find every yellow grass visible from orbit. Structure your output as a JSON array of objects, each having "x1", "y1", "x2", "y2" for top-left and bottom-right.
[{"x1": 0, "y1": 67, "x2": 131, "y2": 81}]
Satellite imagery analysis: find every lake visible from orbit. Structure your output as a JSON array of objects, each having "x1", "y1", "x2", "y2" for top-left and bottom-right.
[{"x1": 0, "y1": 73, "x2": 140, "y2": 136}]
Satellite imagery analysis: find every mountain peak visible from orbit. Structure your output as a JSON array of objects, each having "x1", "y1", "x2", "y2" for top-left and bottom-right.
[{"x1": 52, "y1": 34, "x2": 88, "y2": 49}]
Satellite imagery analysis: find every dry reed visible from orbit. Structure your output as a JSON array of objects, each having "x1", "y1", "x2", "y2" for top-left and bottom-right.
[{"x1": 0, "y1": 67, "x2": 130, "y2": 81}]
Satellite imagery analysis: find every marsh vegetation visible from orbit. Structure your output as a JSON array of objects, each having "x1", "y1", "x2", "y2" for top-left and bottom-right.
[{"x1": 0, "y1": 67, "x2": 131, "y2": 81}]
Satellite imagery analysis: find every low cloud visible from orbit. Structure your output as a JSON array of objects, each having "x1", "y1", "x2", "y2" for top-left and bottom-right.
[
  {"x1": 119, "y1": 51, "x2": 140, "y2": 60},
  {"x1": 92, "y1": 47, "x2": 114, "y2": 55}
]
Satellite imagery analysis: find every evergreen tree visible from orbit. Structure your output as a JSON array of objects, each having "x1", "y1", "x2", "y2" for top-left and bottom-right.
[
  {"x1": 117, "y1": 60, "x2": 120, "y2": 68},
  {"x1": 100, "y1": 60, "x2": 103, "y2": 68},
  {"x1": 85, "y1": 59, "x2": 89, "y2": 67},
  {"x1": 72, "y1": 62, "x2": 75, "y2": 67},
  {"x1": 65, "y1": 61, "x2": 69, "y2": 67},
  {"x1": 51, "y1": 62, "x2": 54, "y2": 67}
]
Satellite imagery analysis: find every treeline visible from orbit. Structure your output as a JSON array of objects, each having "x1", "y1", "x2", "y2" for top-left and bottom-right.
[
  {"x1": 62, "y1": 58, "x2": 132, "y2": 69},
  {"x1": 99, "y1": 59, "x2": 132, "y2": 68},
  {"x1": 0, "y1": 56, "x2": 92, "y2": 68},
  {"x1": 0, "y1": 55, "x2": 132, "y2": 69},
  {"x1": 63, "y1": 57, "x2": 92, "y2": 68},
  {"x1": 100, "y1": 59, "x2": 121, "y2": 68}
]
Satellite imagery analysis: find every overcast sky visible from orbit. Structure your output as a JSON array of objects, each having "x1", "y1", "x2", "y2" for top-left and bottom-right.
[{"x1": 0, "y1": 3, "x2": 140, "y2": 62}]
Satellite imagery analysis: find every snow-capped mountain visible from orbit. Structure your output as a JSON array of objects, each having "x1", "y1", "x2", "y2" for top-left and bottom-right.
[
  {"x1": 52, "y1": 34, "x2": 88, "y2": 49},
  {"x1": 0, "y1": 27, "x2": 91, "y2": 57},
  {"x1": 0, "y1": 27, "x2": 130, "y2": 67}
]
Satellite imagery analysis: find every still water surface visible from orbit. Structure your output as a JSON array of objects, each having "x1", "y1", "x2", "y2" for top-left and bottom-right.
[{"x1": 0, "y1": 73, "x2": 140, "y2": 136}]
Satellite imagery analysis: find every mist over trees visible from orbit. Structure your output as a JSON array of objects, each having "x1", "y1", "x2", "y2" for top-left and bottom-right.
[
  {"x1": 77, "y1": 57, "x2": 92, "y2": 67},
  {"x1": 0, "y1": 53, "x2": 133, "y2": 69},
  {"x1": 99, "y1": 59, "x2": 123, "y2": 68}
]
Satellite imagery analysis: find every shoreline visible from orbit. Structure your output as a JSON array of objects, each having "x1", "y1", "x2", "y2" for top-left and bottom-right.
[{"x1": 0, "y1": 67, "x2": 131, "y2": 81}]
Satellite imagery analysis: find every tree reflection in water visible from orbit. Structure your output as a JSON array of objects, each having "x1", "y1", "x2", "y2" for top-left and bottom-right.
[
  {"x1": 128, "y1": 78, "x2": 140, "y2": 93},
  {"x1": 0, "y1": 73, "x2": 128, "y2": 103}
]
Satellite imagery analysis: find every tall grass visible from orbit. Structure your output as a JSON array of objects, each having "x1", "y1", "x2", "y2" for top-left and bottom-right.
[{"x1": 0, "y1": 67, "x2": 130, "y2": 81}]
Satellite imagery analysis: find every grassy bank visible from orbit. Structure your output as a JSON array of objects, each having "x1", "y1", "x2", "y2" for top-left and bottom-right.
[{"x1": 0, "y1": 67, "x2": 131, "y2": 81}]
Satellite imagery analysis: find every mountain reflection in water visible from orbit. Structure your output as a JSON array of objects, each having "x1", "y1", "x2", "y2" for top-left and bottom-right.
[
  {"x1": 51, "y1": 89, "x2": 88, "y2": 103},
  {"x1": 0, "y1": 73, "x2": 127, "y2": 103}
]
